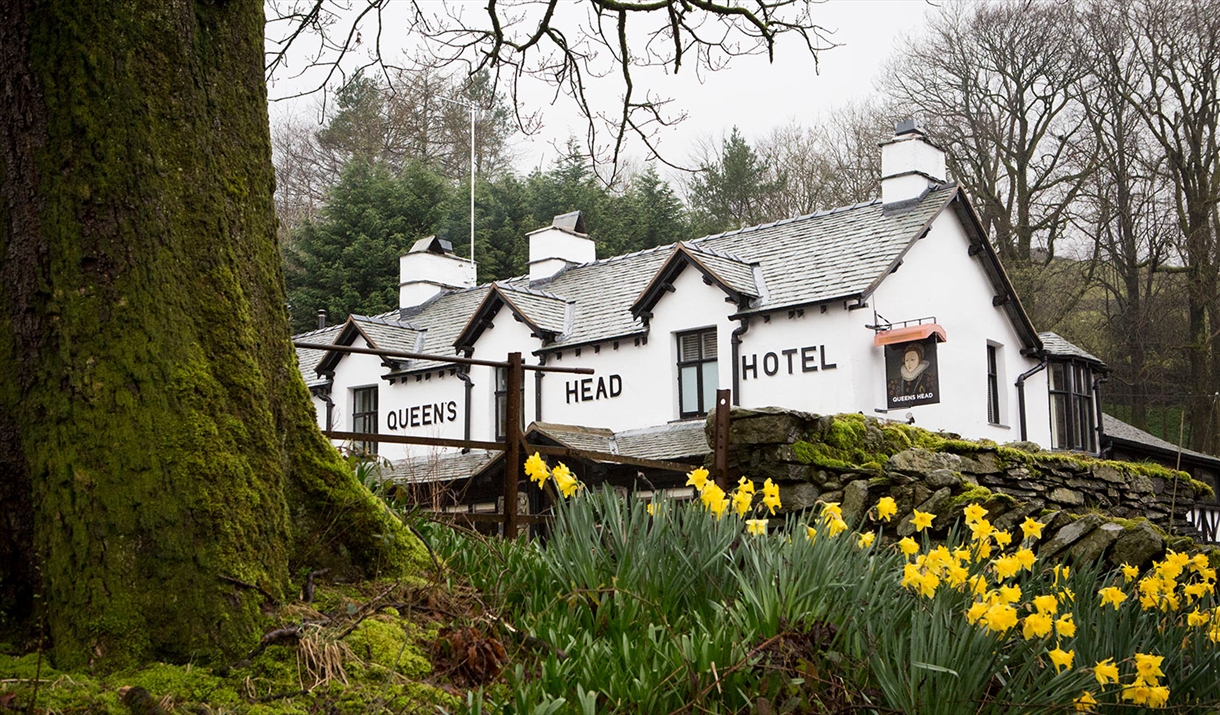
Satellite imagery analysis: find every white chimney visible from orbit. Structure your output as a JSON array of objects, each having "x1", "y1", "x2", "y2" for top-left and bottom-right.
[
  {"x1": 880, "y1": 119, "x2": 946, "y2": 207},
  {"x1": 399, "y1": 236, "x2": 476, "y2": 309},
  {"x1": 529, "y1": 211, "x2": 596, "y2": 283}
]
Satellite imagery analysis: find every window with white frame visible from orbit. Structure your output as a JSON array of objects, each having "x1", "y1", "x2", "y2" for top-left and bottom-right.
[{"x1": 677, "y1": 328, "x2": 718, "y2": 418}]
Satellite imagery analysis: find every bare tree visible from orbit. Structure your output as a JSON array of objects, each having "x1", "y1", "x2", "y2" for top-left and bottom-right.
[
  {"x1": 884, "y1": 1, "x2": 1094, "y2": 274},
  {"x1": 1106, "y1": 0, "x2": 1220, "y2": 451},
  {"x1": 272, "y1": 67, "x2": 517, "y2": 239},
  {"x1": 265, "y1": 0, "x2": 837, "y2": 180},
  {"x1": 754, "y1": 100, "x2": 891, "y2": 218},
  {"x1": 1076, "y1": 0, "x2": 1181, "y2": 432}
]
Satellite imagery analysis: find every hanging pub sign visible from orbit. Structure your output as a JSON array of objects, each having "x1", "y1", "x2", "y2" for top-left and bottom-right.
[{"x1": 885, "y1": 337, "x2": 940, "y2": 408}]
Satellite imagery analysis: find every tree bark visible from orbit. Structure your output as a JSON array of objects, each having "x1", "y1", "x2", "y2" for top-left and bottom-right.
[{"x1": 0, "y1": 0, "x2": 426, "y2": 669}]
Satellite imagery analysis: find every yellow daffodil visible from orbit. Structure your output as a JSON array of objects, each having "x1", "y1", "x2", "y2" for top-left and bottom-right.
[
  {"x1": 1074, "y1": 691, "x2": 1097, "y2": 713},
  {"x1": 646, "y1": 502, "x2": 656, "y2": 516},
  {"x1": 737, "y1": 476, "x2": 756, "y2": 495},
  {"x1": 969, "y1": 574, "x2": 989, "y2": 596},
  {"x1": 761, "y1": 479, "x2": 782, "y2": 514},
  {"x1": 1134, "y1": 652, "x2": 1164, "y2": 681},
  {"x1": 993, "y1": 529, "x2": 1012, "y2": 548},
  {"x1": 1098, "y1": 586, "x2": 1127, "y2": 609},
  {"x1": 827, "y1": 516, "x2": 848, "y2": 537},
  {"x1": 898, "y1": 536, "x2": 920, "y2": 557},
  {"x1": 746, "y1": 518, "x2": 768, "y2": 535},
  {"x1": 966, "y1": 600, "x2": 989, "y2": 624},
  {"x1": 732, "y1": 488, "x2": 753, "y2": 518},
  {"x1": 1032, "y1": 594, "x2": 1058, "y2": 614},
  {"x1": 876, "y1": 496, "x2": 898, "y2": 522},
  {"x1": 963, "y1": 503, "x2": 988, "y2": 524},
  {"x1": 553, "y1": 464, "x2": 580, "y2": 497},
  {"x1": 1191, "y1": 553, "x2": 1210, "y2": 573},
  {"x1": 1056, "y1": 613, "x2": 1076, "y2": 638},
  {"x1": 1188, "y1": 608, "x2": 1210, "y2": 627},
  {"x1": 1049, "y1": 647, "x2": 1074, "y2": 673},
  {"x1": 911, "y1": 509, "x2": 935, "y2": 532},
  {"x1": 969, "y1": 518, "x2": 994, "y2": 543},
  {"x1": 707, "y1": 493, "x2": 729, "y2": 520},
  {"x1": 857, "y1": 531, "x2": 875, "y2": 549},
  {"x1": 1121, "y1": 562, "x2": 1139, "y2": 582},
  {"x1": 998, "y1": 583, "x2": 1022, "y2": 604},
  {"x1": 982, "y1": 603, "x2": 1018, "y2": 633},
  {"x1": 805, "y1": 525, "x2": 817, "y2": 542},
  {"x1": 1014, "y1": 547, "x2": 1037, "y2": 572},
  {"x1": 821, "y1": 502, "x2": 843, "y2": 523},
  {"x1": 972, "y1": 539, "x2": 993, "y2": 561},
  {"x1": 525, "y1": 452, "x2": 550, "y2": 485},
  {"x1": 686, "y1": 467, "x2": 709, "y2": 491},
  {"x1": 1093, "y1": 658, "x2": 1119, "y2": 686},
  {"x1": 993, "y1": 555, "x2": 1021, "y2": 580},
  {"x1": 1022, "y1": 612, "x2": 1054, "y2": 639},
  {"x1": 1020, "y1": 516, "x2": 1044, "y2": 540}
]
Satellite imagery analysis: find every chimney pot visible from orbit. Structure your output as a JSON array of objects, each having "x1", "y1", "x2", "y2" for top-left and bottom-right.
[{"x1": 317, "y1": 309, "x2": 327, "y2": 330}]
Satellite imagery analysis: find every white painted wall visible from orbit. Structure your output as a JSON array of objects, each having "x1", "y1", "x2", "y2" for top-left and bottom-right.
[
  {"x1": 539, "y1": 263, "x2": 739, "y2": 430},
  {"x1": 868, "y1": 211, "x2": 1049, "y2": 444}
]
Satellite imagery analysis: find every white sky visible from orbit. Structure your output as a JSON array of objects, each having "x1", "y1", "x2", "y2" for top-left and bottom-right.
[{"x1": 268, "y1": 0, "x2": 940, "y2": 177}]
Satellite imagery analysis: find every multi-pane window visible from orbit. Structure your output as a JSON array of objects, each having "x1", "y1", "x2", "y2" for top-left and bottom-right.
[
  {"x1": 677, "y1": 329, "x2": 718, "y2": 418},
  {"x1": 986, "y1": 345, "x2": 1001, "y2": 424},
  {"x1": 494, "y1": 367, "x2": 524, "y2": 440},
  {"x1": 1049, "y1": 361, "x2": 1096, "y2": 452},
  {"x1": 352, "y1": 386, "x2": 378, "y2": 455}
]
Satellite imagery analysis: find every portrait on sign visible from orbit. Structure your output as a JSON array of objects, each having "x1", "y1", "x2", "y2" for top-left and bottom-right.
[{"x1": 885, "y1": 337, "x2": 940, "y2": 408}]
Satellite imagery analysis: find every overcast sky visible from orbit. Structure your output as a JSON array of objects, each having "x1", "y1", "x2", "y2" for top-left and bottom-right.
[{"x1": 268, "y1": 0, "x2": 939, "y2": 177}]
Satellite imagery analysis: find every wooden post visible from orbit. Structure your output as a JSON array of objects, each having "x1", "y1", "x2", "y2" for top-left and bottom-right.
[
  {"x1": 503, "y1": 352, "x2": 524, "y2": 537},
  {"x1": 713, "y1": 388, "x2": 732, "y2": 489}
]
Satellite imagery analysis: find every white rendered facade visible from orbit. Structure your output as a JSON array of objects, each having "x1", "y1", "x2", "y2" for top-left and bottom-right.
[{"x1": 297, "y1": 124, "x2": 1100, "y2": 465}]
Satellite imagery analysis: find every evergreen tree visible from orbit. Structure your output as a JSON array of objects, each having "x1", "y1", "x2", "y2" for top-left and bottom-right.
[
  {"x1": 688, "y1": 127, "x2": 785, "y2": 233},
  {"x1": 285, "y1": 159, "x2": 450, "y2": 331}
]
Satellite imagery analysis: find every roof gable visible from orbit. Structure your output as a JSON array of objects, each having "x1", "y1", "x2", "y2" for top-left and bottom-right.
[
  {"x1": 630, "y1": 243, "x2": 761, "y2": 320},
  {"x1": 452, "y1": 283, "x2": 572, "y2": 351},
  {"x1": 316, "y1": 314, "x2": 422, "y2": 374}
]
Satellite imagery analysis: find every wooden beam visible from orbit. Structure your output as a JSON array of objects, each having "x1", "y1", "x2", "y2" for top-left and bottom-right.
[
  {"x1": 503, "y1": 352, "x2": 524, "y2": 537},
  {"x1": 294, "y1": 342, "x2": 593, "y2": 374},
  {"x1": 713, "y1": 389, "x2": 732, "y2": 489},
  {"x1": 323, "y1": 431, "x2": 502, "y2": 451}
]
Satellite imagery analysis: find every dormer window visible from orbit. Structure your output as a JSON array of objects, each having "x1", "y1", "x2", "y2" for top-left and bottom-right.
[{"x1": 1049, "y1": 361, "x2": 1096, "y2": 452}]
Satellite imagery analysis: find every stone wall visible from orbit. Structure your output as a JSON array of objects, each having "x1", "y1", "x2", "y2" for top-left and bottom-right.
[{"x1": 711, "y1": 408, "x2": 1217, "y2": 568}]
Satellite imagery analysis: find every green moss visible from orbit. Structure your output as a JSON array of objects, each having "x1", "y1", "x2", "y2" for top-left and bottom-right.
[{"x1": 344, "y1": 618, "x2": 432, "y2": 678}]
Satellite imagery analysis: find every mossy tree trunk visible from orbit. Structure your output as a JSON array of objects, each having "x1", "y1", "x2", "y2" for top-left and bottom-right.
[{"x1": 0, "y1": 0, "x2": 426, "y2": 669}]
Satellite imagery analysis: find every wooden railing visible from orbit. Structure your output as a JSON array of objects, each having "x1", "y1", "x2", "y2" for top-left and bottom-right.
[
  {"x1": 296, "y1": 344, "x2": 720, "y2": 537},
  {"x1": 1188, "y1": 504, "x2": 1220, "y2": 545}
]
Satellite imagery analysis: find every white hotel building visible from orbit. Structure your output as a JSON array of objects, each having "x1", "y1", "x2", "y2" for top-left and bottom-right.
[{"x1": 295, "y1": 122, "x2": 1210, "y2": 507}]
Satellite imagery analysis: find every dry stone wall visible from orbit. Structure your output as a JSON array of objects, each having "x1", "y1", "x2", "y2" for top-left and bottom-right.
[{"x1": 709, "y1": 408, "x2": 1217, "y2": 569}]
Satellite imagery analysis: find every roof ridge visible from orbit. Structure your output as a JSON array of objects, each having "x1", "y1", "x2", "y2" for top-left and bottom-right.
[
  {"x1": 688, "y1": 199, "x2": 885, "y2": 244},
  {"x1": 497, "y1": 282, "x2": 568, "y2": 301}
]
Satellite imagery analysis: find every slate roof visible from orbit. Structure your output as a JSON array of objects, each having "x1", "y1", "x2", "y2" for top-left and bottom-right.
[
  {"x1": 1102, "y1": 414, "x2": 1220, "y2": 466},
  {"x1": 1038, "y1": 332, "x2": 1106, "y2": 367},
  {"x1": 351, "y1": 315, "x2": 423, "y2": 354},
  {"x1": 296, "y1": 183, "x2": 1018, "y2": 376},
  {"x1": 683, "y1": 244, "x2": 761, "y2": 299},
  {"x1": 494, "y1": 284, "x2": 571, "y2": 337},
  {"x1": 528, "y1": 420, "x2": 709, "y2": 461},
  {"x1": 295, "y1": 324, "x2": 343, "y2": 387},
  {"x1": 383, "y1": 449, "x2": 500, "y2": 484},
  {"x1": 528, "y1": 423, "x2": 617, "y2": 454},
  {"x1": 616, "y1": 421, "x2": 709, "y2": 461}
]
